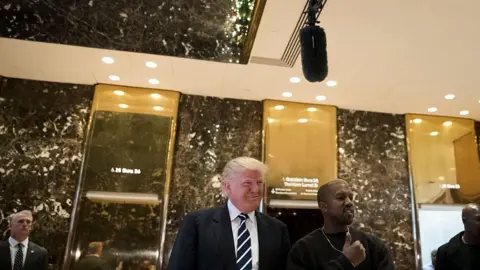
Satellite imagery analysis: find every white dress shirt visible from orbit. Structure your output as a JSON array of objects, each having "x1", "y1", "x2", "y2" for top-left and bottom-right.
[
  {"x1": 227, "y1": 200, "x2": 259, "y2": 270},
  {"x1": 8, "y1": 237, "x2": 29, "y2": 269}
]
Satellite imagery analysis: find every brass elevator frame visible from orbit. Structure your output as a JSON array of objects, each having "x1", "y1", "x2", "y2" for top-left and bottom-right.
[{"x1": 62, "y1": 84, "x2": 180, "y2": 270}]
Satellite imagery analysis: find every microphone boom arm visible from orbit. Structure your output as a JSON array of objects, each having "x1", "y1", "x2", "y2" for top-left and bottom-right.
[{"x1": 306, "y1": 0, "x2": 328, "y2": 26}]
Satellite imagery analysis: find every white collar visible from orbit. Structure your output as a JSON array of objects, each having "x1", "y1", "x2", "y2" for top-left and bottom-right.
[
  {"x1": 227, "y1": 200, "x2": 256, "y2": 222},
  {"x1": 8, "y1": 237, "x2": 29, "y2": 248}
]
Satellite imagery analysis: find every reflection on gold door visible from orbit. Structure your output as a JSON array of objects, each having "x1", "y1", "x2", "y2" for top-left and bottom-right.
[
  {"x1": 406, "y1": 114, "x2": 480, "y2": 204},
  {"x1": 263, "y1": 100, "x2": 337, "y2": 208}
]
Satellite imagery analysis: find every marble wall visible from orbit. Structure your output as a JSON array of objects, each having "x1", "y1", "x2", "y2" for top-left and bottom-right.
[
  {"x1": 0, "y1": 78, "x2": 94, "y2": 267},
  {"x1": 164, "y1": 94, "x2": 263, "y2": 269},
  {"x1": 337, "y1": 109, "x2": 415, "y2": 270},
  {"x1": 0, "y1": 0, "x2": 256, "y2": 63}
]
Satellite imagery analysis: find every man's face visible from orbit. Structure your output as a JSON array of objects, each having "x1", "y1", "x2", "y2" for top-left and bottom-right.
[
  {"x1": 224, "y1": 169, "x2": 264, "y2": 213},
  {"x1": 465, "y1": 211, "x2": 480, "y2": 236},
  {"x1": 324, "y1": 182, "x2": 355, "y2": 225},
  {"x1": 10, "y1": 212, "x2": 33, "y2": 238}
]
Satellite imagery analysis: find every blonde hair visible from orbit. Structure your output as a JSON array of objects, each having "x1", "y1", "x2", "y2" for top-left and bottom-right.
[{"x1": 221, "y1": 157, "x2": 268, "y2": 182}]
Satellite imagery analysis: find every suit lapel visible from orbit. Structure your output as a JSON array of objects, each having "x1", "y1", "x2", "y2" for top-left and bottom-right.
[
  {"x1": 23, "y1": 242, "x2": 36, "y2": 269},
  {"x1": 213, "y1": 206, "x2": 236, "y2": 269},
  {"x1": 256, "y1": 212, "x2": 271, "y2": 270},
  {"x1": 0, "y1": 241, "x2": 12, "y2": 270}
]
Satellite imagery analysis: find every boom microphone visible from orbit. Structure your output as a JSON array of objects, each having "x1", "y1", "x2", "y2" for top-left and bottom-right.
[{"x1": 300, "y1": 0, "x2": 328, "y2": 83}]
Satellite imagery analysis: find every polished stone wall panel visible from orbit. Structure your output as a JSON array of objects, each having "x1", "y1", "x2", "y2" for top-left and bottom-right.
[
  {"x1": 337, "y1": 109, "x2": 414, "y2": 270},
  {"x1": 0, "y1": 78, "x2": 94, "y2": 267},
  {"x1": 0, "y1": 0, "x2": 255, "y2": 63},
  {"x1": 163, "y1": 94, "x2": 263, "y2": 268}
]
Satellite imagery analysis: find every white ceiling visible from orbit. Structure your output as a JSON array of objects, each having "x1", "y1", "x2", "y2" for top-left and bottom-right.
[{"x1": 0, "y1": 0, "x2": 480, "y2": 120}]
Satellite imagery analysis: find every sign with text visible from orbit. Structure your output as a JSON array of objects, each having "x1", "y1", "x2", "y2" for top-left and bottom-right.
[{"x1": 268, "y1": 176, "x2": 320, "y2": 201}]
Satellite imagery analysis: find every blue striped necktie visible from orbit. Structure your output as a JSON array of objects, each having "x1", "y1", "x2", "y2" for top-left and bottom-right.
[{"x1": 236, "y1": 213, "x2": 252, "y2": 270}]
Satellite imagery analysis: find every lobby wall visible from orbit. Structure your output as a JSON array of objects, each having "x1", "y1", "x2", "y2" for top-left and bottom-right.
[
  {"x1": 164, "y1": 95, "x2": 263, "y2": 268},
  {"x1": 0, "y1": 78, "x2": 94, "y2": 267},
  {"x1": 337, "y1": 109, "x2": 415, "y2": 270},
  {"x1": 6, "y1": 77, "x2": 480, "y2": 270}
]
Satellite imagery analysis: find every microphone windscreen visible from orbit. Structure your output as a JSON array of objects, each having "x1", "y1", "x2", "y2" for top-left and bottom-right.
[{"x1": 300, "y1": 25, "x2": 328, "y2": 83}]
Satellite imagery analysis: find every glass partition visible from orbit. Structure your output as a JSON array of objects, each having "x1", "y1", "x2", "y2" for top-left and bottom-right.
[{"x1": 63, "y1": 85, "x2": 179, "y2": 270}]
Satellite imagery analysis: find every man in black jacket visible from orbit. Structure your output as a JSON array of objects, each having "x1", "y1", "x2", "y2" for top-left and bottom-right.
[
  {"x1": 287, "y1": 179, "x2": 394, "y2": 270},
  {"x1": 436, "y1": 203, "x2": 480, "y2": 270},
  {"x1": 168, "y1": 157, "x2": 291, "y2": 270},
  {"x1": 75, "y1": 242, "x2": 111, "y2": 270},
  {"x1": 0, "y1": 210, "x2": 49, "y2": 270}
]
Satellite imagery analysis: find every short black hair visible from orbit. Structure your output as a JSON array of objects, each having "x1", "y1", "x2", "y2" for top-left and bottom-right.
[
  {"x1": 317, "y1": 179, "x2": 349, "y2": 205},
  {"x1": 317, "y1": 183, "x2": 330, "y2": 205}
]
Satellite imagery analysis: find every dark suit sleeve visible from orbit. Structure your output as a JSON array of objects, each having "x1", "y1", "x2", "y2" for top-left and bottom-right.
[
  {"x1": 41, "y1": 247, "x2": 49, "y2": 270},
  {"x1": 435, "y1": 245, "x2": 449, "y2": 270},
  {"x1": 373, "y1": 240, "x2": 394, "y2": 270},
  {"x1": 287, "y1": 241, "x2": 355, "y2": 270},
  {"x1": 280, "y1": 224, "x2": 292, "y2": 270},
  {"x1": 167, "y1": 213, "x2": 198, "y2": 270}
]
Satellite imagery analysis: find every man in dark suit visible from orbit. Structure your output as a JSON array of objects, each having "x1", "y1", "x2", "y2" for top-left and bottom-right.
[
  {"x1": 75, "y1": 242, "x2": 111, "y2": 270},
  {"x1": 0, "y1": 210, "x2": 49, "y2": 270},
  {"x1": 168, "y1": 157, "x2": 291, "y2": 270},
  {"x1": 436, "y1": 203, "x2": 480, "y2": 270}
]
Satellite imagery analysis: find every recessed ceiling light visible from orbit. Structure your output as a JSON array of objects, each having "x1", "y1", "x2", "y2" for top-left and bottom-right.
[
  {"x1": 289, "y1": 77, "x2": 301, "y2": 84},
  {"x1": 307, "y1": 107, "x2": 317, "y2": 112},
  {"x1": 118, "y1": 104, "x2": 128, "y2": 109},
  {"x1": 282, "y1": 92, "x2": 293, "y2": 98},
  {"x1": 444, "y1": 94, "x2": 455, "y2": 100},
  {"x1": 153, "y1": 106, "x2": 164, "y2": 111},
  {"x1": 430, "y1": 131, "x2": 439, "y2": 136},
  {"x1": 145, "y1": 61, "x2": 158, "y2": 68},
  {"x1": 102, "y1": 57, "x2": 114, "y2": 64},
  {"x1": 316, "y1": 95, "x2": 327, "y2": 101},
  {"x1": 150, "y1": 93, "x2": 161, "y2": 99},
  {"x1": 148, "y1": 79, "x2": 160, "y2": 85},
  {"x1": 443, "y1": 121, "x2": 452, "y2": 126},
  {"x1": 298, "y1": 118, "x2": 308, "y2": 123},
  {"x1": 113, "y1": 90, "x2": 125, "y2": 96},
  {"x1": 109, "y1": 75, "x2": 120, "y2": 81},
  {"x1": 326, "y1": 80, "x2": 337, "y2": 87},
  {"x1": 274, "y1": 105, "x2": 285, "y2": 110},
  {"x1": 428, "y1": 107, "x2": 438, "y2": 112},
  {"x1": 413, "y1": 118, "x2": 422, "y2": 124},
  {"x1": 460, "y1": 110, "x2": 469, "y2": 116},
  {"x1": 267, "y1": 118, "x2": 275, "y2": 123},
  {"x1": 438, "y1": 176, "x2": 445, "y2": 181}
]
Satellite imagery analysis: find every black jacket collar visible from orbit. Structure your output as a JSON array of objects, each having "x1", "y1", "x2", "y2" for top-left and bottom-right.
[{"x1": 445, "y1": 232, "x2": 465, "y2": 257}]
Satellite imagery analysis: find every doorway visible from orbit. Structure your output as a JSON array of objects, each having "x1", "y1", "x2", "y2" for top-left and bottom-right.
[{"x1": 267, "y1": 207, "x2": 324, "y2": 244}]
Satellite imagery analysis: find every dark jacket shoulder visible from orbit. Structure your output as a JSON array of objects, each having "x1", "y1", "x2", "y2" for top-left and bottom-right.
[
  {"x1": 438, "y1": 232, "x2": 463, "y2": 255},
  {"x1": 256, "y1": 211, "x2": 288, "y2": 228},
  {"x1": 30, "y1": 241, "x2": 48, "y2": 253}
]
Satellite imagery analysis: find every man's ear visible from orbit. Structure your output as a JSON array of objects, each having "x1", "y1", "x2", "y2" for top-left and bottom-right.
[
  {"x1": 221, "y1": 180, "x2": 230, "y2": 197},
  {"x1": 318, "y1": 201, "x2": 327, "y2": 212}
]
